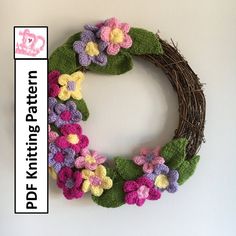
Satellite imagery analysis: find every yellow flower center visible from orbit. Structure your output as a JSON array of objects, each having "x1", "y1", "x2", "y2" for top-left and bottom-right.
[
  {"x1": 85, "y1": 41, "x2": 100, "y2": 56},
  {"x1": 154, "y1": 174, "x2": 169, "y2": 189},
  {"x1": 66, "y1": 134, "x2": 79, "y2": 144},
  {"x1": 85, "y1": 155, "x2": 96, "y2": 164},
  {"x1": 109, "y1": 28, "x2": 124, "y2": 44}
]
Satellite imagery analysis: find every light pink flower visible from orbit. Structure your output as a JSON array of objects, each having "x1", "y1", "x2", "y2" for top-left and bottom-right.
[
  {"x1": 75, "y1": 148, "x2": 106, "y2": 170},
  {"x1": 133, "y1": 146, "x2": 165, "y2": 174},
  {"x1": 48, "y1": 125, "x2": 58, "y2": 143},
  {"x1": 100, "y1": 17, "x2": 132, "y2": 55}
]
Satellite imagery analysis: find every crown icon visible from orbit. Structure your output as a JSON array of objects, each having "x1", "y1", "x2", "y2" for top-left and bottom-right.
[{"x1": 15, "y1": 29, "x2": 45, "y2": 57}]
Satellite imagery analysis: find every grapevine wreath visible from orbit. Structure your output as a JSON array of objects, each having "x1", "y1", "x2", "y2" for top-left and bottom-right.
[{"x1": 48, "y1": 17, "x2": 206, "y2": 207}]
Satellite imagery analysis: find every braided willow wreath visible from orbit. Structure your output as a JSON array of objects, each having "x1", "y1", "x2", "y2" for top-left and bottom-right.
[{"x1": 48, "y1": 17, "x2": 205, "y2": 207}]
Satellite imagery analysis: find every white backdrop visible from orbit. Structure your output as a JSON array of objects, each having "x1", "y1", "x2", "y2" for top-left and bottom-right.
[{"x1": 1, "y1": 0, "x2": 236, "y2": 235}]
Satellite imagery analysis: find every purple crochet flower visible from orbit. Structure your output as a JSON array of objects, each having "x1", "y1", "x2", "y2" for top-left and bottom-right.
[
  {"x1": 48, "y1": 143, "x2": 75, "y2": 173},
  {"x1": 73, "y1": 30, "x2": 108, "y2": 67},
  {"x1": 145, "y1": 164, "x2": 179, "y2": 193},
  {"x1": 48, "y1": 97, "x2": 82, "y2": 128}
]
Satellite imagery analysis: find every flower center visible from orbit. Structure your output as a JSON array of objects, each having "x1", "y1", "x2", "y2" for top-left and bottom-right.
[
  {"x1": 137, "y1": 185, "x2": 150, "y2": 199},
  {"x1": 154, "y1": 174, "x2": 169, "y2": 189},
  {"x1": 85, "y1": 41, "x2": 100, "y2": 56},
  {"x1": 60, "y1": 110, "x2": 72, "y2": 121},
  {"x1": 146, "y1": 153, "x2": 154, "y2": 162},
  {"x1": 89, "y1": 176, "x2": 102, "y2": 186},
  {"x1": 65, "y1": 178, "x2": 74, "y2": 189},
  {"x1": 54, "y1": 152, "x2": 64, "y2": 163},
  {"x1": 67, "y1": 81, "x2": 76, "y2": 91},
  {"x1": 85, "y1": 155, "x2": 96, "y2": 164},
  {"x1": 66, "y1": 134, "x2": 79, "y2": 144},
  {"x1": 110, "y1": 28, "x2": 124, "y2": 44}
]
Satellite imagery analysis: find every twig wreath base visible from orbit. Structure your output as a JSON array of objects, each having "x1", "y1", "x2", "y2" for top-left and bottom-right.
[{"x1": 48, "y1": 17, "x2": 206, "y2": 208}]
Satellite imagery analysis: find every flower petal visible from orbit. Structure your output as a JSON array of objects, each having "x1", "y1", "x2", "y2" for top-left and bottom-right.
[
  {"x1": 100, "y1": 26, "x2": 111, "y2": 42},
  {"x1": 74, "y1": 156, "x2": 86, "y2": 169},
  {"x1": 123, "y1": 181, "x2": 139, "y2": 192},
  {"x1": 148, "y1": 188, "x2": 161, "y2": 200},
  {"x1": 107, "y1": 43, "x2": 120, "y2": 55},
  {"x1": 91, "y1": 186, "x2": 103, "y2": 197},
  {"x1": 168, "y1": 169, "x2": 179, "y2": 182},
  {"x1": 54, "y1": 103, "x2": 66, "y2": 114},
  {"x1": 80, "y1": 30, "x2": 95, "y2": 43},
  {"x1": 120, "y1": 23, "x2": 130, "y2": 33},
  {"x1": 78, "y1": 52, "x2": 91, "y2": 67},
  {"x1": 167, "y1": 182, "x2": 178, "y2": 193},
  {"x1": 105, "y1": 17, "x2": 120, "y2": 28},
  {"x1": 82, "y1": 179, "x2": 91, "y2": 192},
  {"x1": 71, "y1": 89, "x2": 82, "y2": 100},
  {"x1": 55, "y1": 136, "x2": 69, "y2": 149},
  {"x1": 154, "y1": 164, "x2": 169, "y2": 175},
  {"x1": 133, "y1": 155, "x2": 146, "y2": 166},
  {"x1": 81, "y1": 169, "x2": 94, "y2": 180},
  {"x1": 73, "y1": 41, "x2": 85, "y2": 53},
  {"x1": 143, "y1": 163, "x2": 154, "y2": 174},
  {"x1": 101, "y1": 176, "x2": 113, "y2": 189},
  {"x1": 92, "y1": 53, "x2": 107, "y2": 66},
  {"x1": 136, "y1": 177, "x2": 153, "y2": 188},
  {"x1": 120, "y1": 34, "x2": 132, "y2": 49},
  {"x1": 125, "y1": 191, "x2": 138, "y2": 205},
  {"x1": 136, "y1": 198, "x2": 146, "y2": 206},
  {"x1": 58, "y1": 74, "x2": 70, "y2": 86},
  {"x1": 95, "y1": 165, "x2": 106, "y2": 178},
  {"x1": 58, "y1": 86, "x2": 71, "y2": 101}
]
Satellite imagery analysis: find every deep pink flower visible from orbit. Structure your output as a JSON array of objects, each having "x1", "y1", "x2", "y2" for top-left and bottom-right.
[
  {"x1": 123, "y1": 177, "x2": 161, "y2": 206},
  {"x1": 49, "y1": 70, "x2": 60, "y2": 97},
  {"x1": 75, "y1": 148, "x2": 106, "y2": 170},
  {"x1": 133, "y1": 146, "x2": 165, "y2": 174},
  {"x1": 55, "y1": 124, "x2": 89, "y2": 153},
  {"x1": 57, "y1": 167, "x2": 84, "y2": 199},
  {"x1": 99, "y1": 17, "x2": 132, "y2": 55}
]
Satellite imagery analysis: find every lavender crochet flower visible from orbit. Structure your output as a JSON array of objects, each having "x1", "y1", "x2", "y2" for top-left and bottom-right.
[
  {"x1": 48, "y1": 97, "x2": 82, "y2": 128},
  {"x1": 145, "y1": 164, "x2": 179, "y2": 193},
  {"x1": 49, "y1": 143, "x2": 75, "y2": 173},
  {"x1": 73, "y1": 30, "x2": 108, "y2": 67}
]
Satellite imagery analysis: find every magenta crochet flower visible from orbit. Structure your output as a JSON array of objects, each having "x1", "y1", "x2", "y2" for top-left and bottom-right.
[
  {"x1": 55, "y1": 124, "x2": 89, "y2": 153},
  {"x1": 99, "y1": 17, "x2": 132, "y2": 55},
  {"x1": 48, "y1": 70, "x2": 60, "y2": 97},
  {"x1": 123, "y1": 177, "x2": 161, "y2": 206},
  {"x1": 57, "y1": 167, "x2": 84, "y2": 200},
  {"x1": 133, "y1": 147, "x2": 165, "y2": 174},
  {"x1": 75, "y1": 148, "x2": 106, "y2": 170}
]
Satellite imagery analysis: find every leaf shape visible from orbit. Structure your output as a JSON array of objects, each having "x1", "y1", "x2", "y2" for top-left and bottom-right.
[
  {"x1": 106, "y1": 167, "x2": 123, "y2": 182},
  {"x1": 177, "y1": 155, "x2": 200, "y2": 185},
  {"x1": 115, "y1": 157, "x2": 143, "y2": 180},
  {"x1": 92, "y1": 181, "x2": 125, "y2": 208},
  {"x1": 126, "y1": 27, "x2": 163, "y2": 55},
  {"x1": 49, "y1": 45, "x2": 77, "y2": 74},
  {"x1": 161, "y1": 138, "x2": 188, "y2": 169},
  {"x1": 69, "y1": 98, "x2": 89, "y2": 121},
  {"x1": 65, "y1": 32, "x2": 81, "y2": 47},
  {"x1": 88, "y1": 51, "x2": 133, "y2": 75}
]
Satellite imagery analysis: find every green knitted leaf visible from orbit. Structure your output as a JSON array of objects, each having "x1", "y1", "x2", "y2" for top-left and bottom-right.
[
  {"x1": 65, "y1": 32, "x2": 81, "y2": 47},
  {"x1": 115, "y1": 157, "x2": 143, "y2": 180},
  {"x1": 69, "y1": 98, "x2": 89, "y2": 121},
  {"x1": 88, "y1": 52, "x2": 133, "y2": 75},
  {"x1": 177, "y1": 155, "x2": 200, "y2": 185},
  {"x1": 161, "y1": 138, "x2": 188, "y2": 169},
  {"x1": 106, "y1": 167, "x2": 123, "y2": 182},
  {"x1": 49, "y1": 45, "x2": 77, "y2": 74},
  {"x1": 127, "y1": 27, "x2": 163, "y2": 55},
  {"x1": 92, "y1": 181, "x2": 125, "y2": 208}
]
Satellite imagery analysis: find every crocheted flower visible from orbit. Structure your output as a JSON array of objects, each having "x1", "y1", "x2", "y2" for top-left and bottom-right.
[
  {"x1": 57, "y1": 167, "x2": 84, "y2": 199},
  {"x1": 75, "y1": 148, "x2": 106, "y2": 170},
  {"x1": 99, "y1": 17, "x2": 132, "y2": 55},
  {"x1": 58, "y1": 71, "x2": 84, "y2": 101},
  {"x1": 48, "y1": 125, "x2": 58, "y2": 143},
  {"x1": 133, "y1": 147, "x2": 165, "y2": 174},
  {"x1": 123, "y1": 177, "x2": 161, "y2": 206},
  {"x1": 145, "y1": 164, "x2": 179, "y2": 193},
  {"x1": 48, "y1": 143, "x2": 75, "y2": 173},
  {"x1": 81, "y1": 165, "x2": 113, "y2": 197},
  {"x1": 55, "y1": 124, "x2": 89, "y2": 153},
  {"x1": 48, "y1": 70, "x2": 60, "y2": 97},
  {"x1": 73, "y1": 30, "x2": 107, "y2": 67},
  {"x1": 48, "y1": 97, "x2": 82, "y2": 128}
]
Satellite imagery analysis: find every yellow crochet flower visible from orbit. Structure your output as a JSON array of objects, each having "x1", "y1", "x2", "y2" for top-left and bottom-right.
[
  {"x1": 81, "y1": 165, "x2": 113, "y2": 197},
  {"x1": 58, "y1": 71, "x2": 84, "y2": 101}
]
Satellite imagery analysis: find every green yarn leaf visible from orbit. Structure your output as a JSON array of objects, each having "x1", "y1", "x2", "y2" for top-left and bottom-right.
[
  {"x1": 69, "y1": 98, "x2": 89, "y2": 121},
  {"x1": 127, "y1": 27, "x2": 163, "y2": 55},
  {"x1": 49, "y1": 45, "x2": 77, "y2": 74},
  {"x1": 177, "y1": 155, "x2": 200, "y2": 185},
  {"x1": 88, "y1": 52, "x2": 133, "y2": 75},
  {"x1": 92, "y1": 181, "x2": 125, "y2": 208},
  {"x1": 161, "y1": 138, "x2": 188, "y2": 169},
  {"x1": 65, "y1": 32, "x2": 81, "y2": 47},
  {"x1": 106, "y1": 167, "x2": 123, "y2": 182},
  {"x1": 115, "y1": 157, "x2": 143, "y2": 180}
]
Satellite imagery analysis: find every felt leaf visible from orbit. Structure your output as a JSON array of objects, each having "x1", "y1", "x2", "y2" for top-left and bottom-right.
[
  {"x1": 115, "y1": 157, "x2": 143, "y2": 180},
  {"x1": 92, "y1": 181, "x2": 125, "y2": 208},
  {"x1": 177, "y1": 155, "x2": 200, "y2": 185},
  {"x1": 49, "y1": 45, "x2": 77, "y2": 74},
  {"x1": 69, "y1": 98, "x2": 89, "y2": 121},
  {"x1": 161, "y1": 138, "x2": 188, "y2": 169},
  {"x1": 126, "y1": 27, "x2": 163, "y2": 55},
  {"x1": 65, "y1": 32, "x2": 81, "y2": 47},
  {"x1": 88, "y1": 52, "x2": 133, "y2": 75}
]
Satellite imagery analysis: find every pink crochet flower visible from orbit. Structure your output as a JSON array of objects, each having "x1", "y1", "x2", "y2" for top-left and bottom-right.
[
  {"x1": 48, "y1": 125, "x2": 58, "y2": 143},
  {"x1": 55, "y1": 124, "x2": 89, "y2": 153},
  {"x1": 75, "y1": 148, "x2": 106, "y2": 170},
  {"x1": 49, "y1": 70, "x2": 60, "y2": 97},
  {"x1": 57, "y1": 167, "x2": 84, "y2": 200},
  {"x1": 133, "y1": 147, "x2": 165, "y2": 174},
  {"x1": 123, "y1": 177, "x2": 161, "y2": 206},
  {"x1": 100, "y1": 17, "x2": 132, "y2": 55}
]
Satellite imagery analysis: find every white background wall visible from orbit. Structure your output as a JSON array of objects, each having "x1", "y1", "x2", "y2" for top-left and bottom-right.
[{"x1": 1, "y1": 0, "x2": 236, "y2": 235}]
